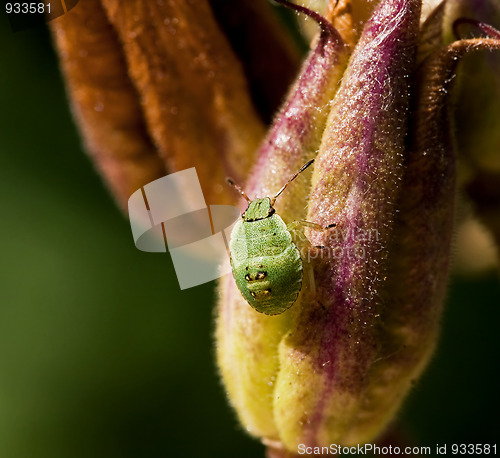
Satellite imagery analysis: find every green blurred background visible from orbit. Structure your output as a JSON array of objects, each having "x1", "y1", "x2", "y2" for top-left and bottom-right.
[{"x1": 0, "y1": 9, "x2": 499, "y2": 458}]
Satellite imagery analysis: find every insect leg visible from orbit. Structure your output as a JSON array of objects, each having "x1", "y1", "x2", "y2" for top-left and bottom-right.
[
  {"x1": 287, "y1": 220, "x2": 336, "y2": 232},
  {"x1": 287, "y1": 224, "x2": 327, "y2": 311},
  {"x1": 302, "y1": 257, "x2": 317, "y2": 296},
  {"x1": 287, "y1": 223, "x2": 319, "y2": 294}
]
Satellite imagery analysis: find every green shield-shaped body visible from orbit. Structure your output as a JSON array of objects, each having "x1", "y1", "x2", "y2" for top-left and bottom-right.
[{"x1": 229, "y1": 211, "x2": 303, "y2": 315}]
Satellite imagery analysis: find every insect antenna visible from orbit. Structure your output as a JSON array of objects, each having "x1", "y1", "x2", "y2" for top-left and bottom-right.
[
  {"x1": 226, "y1": 178, "x2": 251, "y2": 203},
  {"x1": 271, "y1": 159, "x2": 314, "y2": 205}
]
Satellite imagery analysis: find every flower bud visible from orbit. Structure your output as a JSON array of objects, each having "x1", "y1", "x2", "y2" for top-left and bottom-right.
[
  {"x1": 216, "y1": 0, "x2": 500, "y2": 453},
  {"x1": 218, "y1": 0, "x2": 422, "y2": 449}
]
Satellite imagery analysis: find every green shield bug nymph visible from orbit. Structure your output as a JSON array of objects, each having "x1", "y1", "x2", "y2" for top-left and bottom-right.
[{"x1": 227, "y1": 160, "x2": 335, "y2": 315}]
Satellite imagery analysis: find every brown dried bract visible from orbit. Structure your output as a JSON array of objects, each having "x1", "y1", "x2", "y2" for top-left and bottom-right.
[
  {"x1": 51, "y1": 0, "x2": 304, "y2": 209},
  {"x1": 51, "y1": 0, "x2": 166, "y2": 209}
]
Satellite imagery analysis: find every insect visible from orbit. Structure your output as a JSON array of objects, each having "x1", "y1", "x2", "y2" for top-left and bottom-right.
[{"x1": 227, "y1": 159, "x2": 335, "y2": 315}]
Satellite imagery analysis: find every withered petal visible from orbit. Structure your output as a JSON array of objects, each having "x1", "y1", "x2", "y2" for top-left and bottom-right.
[
  {"x1": 100, "y1": 0, "x2": 268, "y2": 206},
  {"x1": 50, "y1": 0, "x2": 167, "y2": 209},
  {"x1": 52, "y1": 0, "x2": 269, "y2": 208}
]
